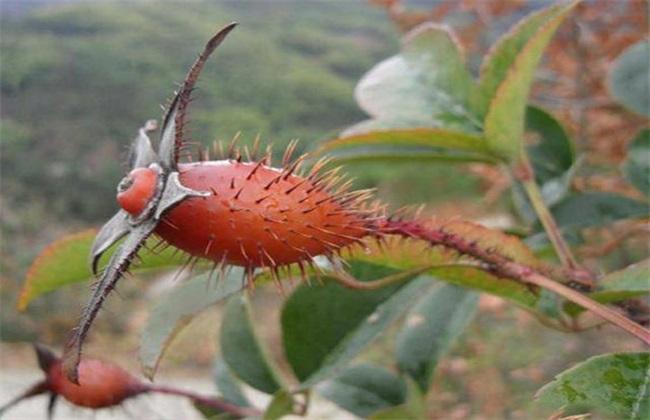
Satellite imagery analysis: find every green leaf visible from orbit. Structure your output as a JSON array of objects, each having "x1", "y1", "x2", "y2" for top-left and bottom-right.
[
  {"x1": 539, "y1": 162, "x2": 580, "y2": 210},
  {"x1": 317, "y1": 364, "x2": 407, "y2": 417},
  {"x1": 401, "y1": 23, "x2": 478, "y2": 124},
  {"x1": 220, "y1": 295, "x2": 283, "y2": 394},
  {"x1": 213, "y1": 358, "x2": 251, "y2": 408},
  {"x1": 525, "y1": 106, "x2": 574, "y2": 184},
  {"x1": 139, "y1": 269, "x2": 244, "y2": 380},
  {"x1": 395, "y1": 284, "x2": 479, "y2": 391},
  {"x1": 624, "y1": 129, "x2": 650, "y2": 196},
  {"x1": 192, "y1": 402, "x2": 234, "y2": 420},
  {"x1": 429, "y1": 265, "x2": 539, "y2": 310},
  {"x1": 355, "y1": 55, "x2": 439, "y2": 122},
  {"x1": 546, "y1": 192, "x2": 649, "y2": 232},
  {"x1": 17, "y1": 229, "x2": 189, "y2": 310},
  {"x1": 281, "y1": 261, "x2": 404, "y2": 382},
  {"x1": 281, "y1": 261, "x2": 430, "y2": 387},
  {"x1": 330, "y1": 127, "x2": 488, "y2": 153},
  {"x1": 321, "y1": 127, "x2": 494, "y2": 164},
  {"x1": 564, "y1": 260, "x2": 650, "y2": 317},
  {"x1": 355, "y1": 23, "x2": 477, "y2": 129},
  {"x1": 369, "y1": 377, "x2": 426, "y2": 420},
  {"x1": 483, "y1": 1, "x2": 579, "y2": 161},
  {"x1": 535, "y1": 289, "x2": 564, "y2": 320},
  {"x1": 608, "y1": 39, "x2": 650, "y2": 116},
  {"x1": 263, "y1": 390, "x2": 295, "y2": 420},
  {"x1": 340, "y1": 117, "x2": 438, "y2": 136},
  {"x1": 536, "y1": 353, "x2": 650, "y2": 418},
  {"x1": 319, "y1": 143, "x2": 495, "y2": 164},
  {"x1": 475, "y1": 1, "x2": 578, "y2": 116},
  {"x1": 193, "y1": 401, "x2": 240, "y2": 420},
  {"x1": 195, "y1": 360, "x2": 255, "y2": 420},
  {"x1": 329, "y1": 23, "x2": 490, "y2": 164},
  {"x1": 597, "y1": 259, "x2": 650, "y2": 294}
]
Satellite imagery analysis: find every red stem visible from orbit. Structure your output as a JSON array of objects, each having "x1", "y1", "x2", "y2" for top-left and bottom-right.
[
  {"x1": 145, "y1": 384, "x2": 261, "y2": 418},
  {"x1": 382, "y1": 219, "x2": 650, "y2": 346}
]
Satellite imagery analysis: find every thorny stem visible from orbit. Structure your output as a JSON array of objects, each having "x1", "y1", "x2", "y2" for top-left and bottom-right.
[
  {"x1": 382, "y1": 220, "x2": 650, "y2": 346},
  {"x1": 147, "y1": 384, "x2": 261, "y2": 418},
  {"x1": 516, "y1": 154, "x2": 580, "y2": 270}
]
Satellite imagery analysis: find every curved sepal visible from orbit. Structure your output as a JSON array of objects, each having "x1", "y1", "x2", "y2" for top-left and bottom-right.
[
  {"x1": 154, "y1": 172, "x2": 210, "y2": 219},
  {"x1": 158, "y1": 96, "x2": 179, "y2": 171},
  {"x1": 90, "y1": 210, "x2": 131, "y2": 275},
  {"x1": 158, "y1": 22, "x2": 238, "y2": 170},
  {"x1": 128, "y1": 120, "x2": 159, "y2": 169},
  {"x1": 34, "y1": 343, "x2": 59, "y2": 372},
  {"x1": 64, "y1": 218, "x2": 157, "y2": 383}
]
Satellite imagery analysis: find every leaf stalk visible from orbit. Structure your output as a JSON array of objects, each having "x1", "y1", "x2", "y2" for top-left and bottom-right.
[{"x1": 516, "y1": 154, "x2": 580, "y2": 270}]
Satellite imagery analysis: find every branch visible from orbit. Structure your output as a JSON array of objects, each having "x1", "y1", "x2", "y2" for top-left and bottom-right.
[
  {"x1": 147, "y1": 385, "x2": 261, "y2": 418},
  {"x1": 330, "y1": 263, "x2": 481, "y2": 290},
  {"x1": 514, "y1": 155, "x2": 580, "y2": 270},
  {"x1": 505, "y1": 262, "x2": 650, "y2": 345},
  {"x1": 384, "y1": 219, "x2": 650, "y2": 345}
]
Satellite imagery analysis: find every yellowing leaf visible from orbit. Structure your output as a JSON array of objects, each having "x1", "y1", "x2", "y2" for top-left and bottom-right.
[
  {"x1": 18, "y1": 230, "x2": 97, "y2": 311},
  {"x1": 431, "y1": 219, "x2": 543, "y2": 268},
  {"x1": 347, "y1": 224, "x2": 543, "y2": 311},
  {"x1": 474, "y1": 2, "x2": 577, "y2": 115},
  {"x1": 320, "y1": 127, "x2": 495, "y2": 164},
  {"x1": 18, "y1": 229, "x2": 189, "y2": 310},
  {"x1": 483, "y1": 1, "x2": 579, "y2": 161}
]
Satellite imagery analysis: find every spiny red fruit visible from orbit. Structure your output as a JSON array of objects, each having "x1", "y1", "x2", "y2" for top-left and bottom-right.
[
  {"x1": 48, "y1": 358, "x2": 143, "y2": 408},
  {"x1": 117, "y1": 167, "x2": 158, "y2": 216},
  {"x1": 158, "y1": 161, "x2": 370, "y2": 267},
  {"x1": 0, "y1": 345, "x2": 143, "y2": 415},
  {"x1": 125, "y1": 157, "x2": 378, "y2": 270}
]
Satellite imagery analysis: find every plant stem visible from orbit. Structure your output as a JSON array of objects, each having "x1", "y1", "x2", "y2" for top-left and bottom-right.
[
  {"x1": 521, "y1": 177, "x2": 579, "y2": 269},
  {"x1": 516, "y1": 156, "x2": 580, "y2": 270},
  {"x1": 506, "y1": 262, "x2": 650, "y2": 345},
  {"x1": 384, "y1": 219, "x2": 650, "y2": 345},
  {"x1": 330, "y1": 263, "x2": 480, "y2": 290},
  {"x1": 147, "y1": 384, "x2": 262, "y2": 418}
]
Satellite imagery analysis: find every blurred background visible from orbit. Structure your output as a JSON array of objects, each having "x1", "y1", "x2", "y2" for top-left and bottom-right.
[{"x1": 1, "y1": 0, "x2": 647, "y2": 418}]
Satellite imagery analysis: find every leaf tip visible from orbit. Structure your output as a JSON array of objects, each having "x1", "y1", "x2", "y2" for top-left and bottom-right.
[{"x1": 17, "y1": 229, "x2": 97, "y2": 311}]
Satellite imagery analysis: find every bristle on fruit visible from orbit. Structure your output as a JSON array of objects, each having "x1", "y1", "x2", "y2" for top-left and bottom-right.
[{"x1": 145, "y1": 141, "x2": 381, "y2": 284}]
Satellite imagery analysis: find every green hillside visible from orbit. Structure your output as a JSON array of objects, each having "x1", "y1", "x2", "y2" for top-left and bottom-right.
[{"x1": 1, "y1": 1, "x2": 396, "y2": 223}]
